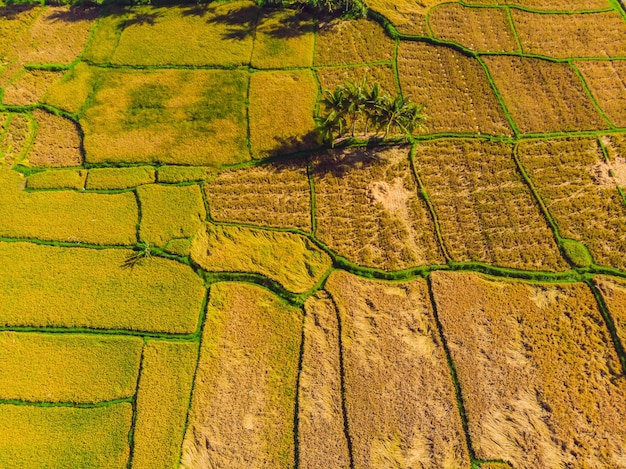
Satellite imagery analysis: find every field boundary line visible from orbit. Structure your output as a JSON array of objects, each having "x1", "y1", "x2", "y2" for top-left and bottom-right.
[
  {"x1": 425, "y1": 274, "x2": 477, "y2": 466},
  {"x1": 409, "y1": 143, "x2": 451, "y2": 262},
  {"x1": 126, "y1": 340, "x2": 145, "y2": 469},
  {"x1": 475, "y1": 55, "x2": 519, "y2": 137},
  {"x1": 570, "y1": 61, "x2": 616, "y2": 129},
  {"x1": 392, "y1": 38, "x2": 403, "y2": 96},
  {"x1": 506, "y1": 6, "x2": 524, "y2": 54},
  {"x1": 0, "y1": 397, "x2": 133, "y2": 408},
  {"x1": 293, "y1": 305, "x2": 306, "y2": 468},
  {"x1": 587, "y1": 279, "x2": 626, "y2": 375}
]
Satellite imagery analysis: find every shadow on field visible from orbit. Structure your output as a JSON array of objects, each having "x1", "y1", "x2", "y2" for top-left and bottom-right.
[{"x1": 0, "y1": 3, "x2": 37, "y2": 19}]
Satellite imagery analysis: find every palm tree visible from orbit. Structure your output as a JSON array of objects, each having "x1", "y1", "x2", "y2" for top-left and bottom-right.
[
  {"x1": 343, "y1": 78, "x2": 368, "y2": 137},
  {"x1": 321, "y1": 86, "x2": 348, "y2": 138},
  {"x1": 376, "y1": 94, "x2": 425, "y2": 139},
  {"x1": 316, "y1": 110, "x2": 344, "y2": 148},
  {"x1": 363, "y1": 81, "x2": 381, "y2": 136}
]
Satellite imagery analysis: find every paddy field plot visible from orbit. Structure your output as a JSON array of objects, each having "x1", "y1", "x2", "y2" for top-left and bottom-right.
[
  {"x1": 576, "y1": 60, "x2": 626, "y2": 128},
  {"x1": 0, "y1": 332, "x2": 142, "y2": 403},
  {"x1": 431, "y1": 271, "x2": 626, "y2": 468},
  {"x1": 312, "y1": 146, "x2": 443, "y2": 270},
  {"x1": 594, "y1": 276, "x2": 626, "y2": 350},
  {"x1": 364, "y1": 0, "x2": 433, "y2": 35},
  {"x1": 314, "y1": 18, "x2": 395, "y2": 65},
  {"x1": 25, "y1": 169, "x2": 86, "y2": 190},
  {"x1": 325, "y1": 271, "x2": 470, "y2": 468},
  {"x1": 0, "y1": 5, "x2": 41, "y2": 61},
  {"x1": 483, "y1": 56, "x2": 608, "y2": 134},
  {"x1": 0, "y1": 113, "x2": 32, "y2": 165},
  {"x1": 414, "y1": 139, "x2": 566, "y2": 270},
  {"x1": 0, "y1": 404, "x2": 132, "y2": 469},
  {"x1": 42, "y1": 62, "x2": 96, "y2": 115},
  {"x1": 518, "y1": 138, "x2": 626, "y2": 270},
  {"x1": 428, "y1": 4, "x2": 519, "y2": 53},
  {"x1": 298, "y1": 292, "x2": 351, "y2": 469},
  {"x1": 1, "y1": 69, "x2": 63, "y2": 106},
  {"x1": 132, "y1": 340, "x2": 198, "y2": 469},
  {"x1": 191, "y1": 223, "x2": 331, "y2": 293},
  {"x1": 180, "y1": 283, "x2": 302, "y2": 469},
  {"x1": 85, "y1": 166, "x2": 155, "y2": 190},
  {"x1": 205, "y1": 158, "x2": 312, "y2": 231},
  {"x1": 398, "y1": 42, "x2": 512, "y2": 135},
  {"x1": 510, "y1": 10, "x2": 626, "y2": 59},
  {"x1": 82, "y1": 69, "x2": 249, "y2": 166},
  {"x1": 494, "y1": 0, "x2": 610, "y2": 8},
  {"x1": 0, "y1": 242, "x2": 205, "y2": 333},
  {"x1": 28, "y1": 109, "x2": 82, "y2": 168}
]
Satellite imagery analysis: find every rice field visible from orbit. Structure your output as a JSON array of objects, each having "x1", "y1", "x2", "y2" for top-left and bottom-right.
[{"x1": 0, "y1": 1, "x2": 625, "y2": 466}]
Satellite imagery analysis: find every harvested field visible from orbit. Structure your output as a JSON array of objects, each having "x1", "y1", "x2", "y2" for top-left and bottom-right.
[
  {"x1": 132, "y1": 340, "x2": 198, "y2": 469},
  {"x1": 28, "y1": 109, "x2": 82, "y2": 168},
  {"x1": 511, "y1": 10, "x2": 626, "y2": 58},
  {"x1": 0, "y1": 113, "x2": 32, "y2": 164},
  {"x1": 576, "y1": 61, "x2": 626, "y2": 128},
  {"x1": 82, "y1": 69, "x2": 249, "y2": 166},
  {"x1": 398, "y1": 42, "x2": 512, "y2": 135},
  {"x1": 602, "y1": 134, "x2": 626, "y2": 185},
  {"x1": 26, "y1": 169, "x2": 86, "y2": 190},
  {"x1": 314, "y1": 18, "x2": 394, "y2": 65},
  {"x1": 0, "y1": 168, "x2": 137, "y2": 245},
  {"x1": 251, "y1": 10, "x2": 314, "y2": 69},
  {"x1": 249, "y1": 70, "x2": 319, "y2": 158},
  {"x1": 0, "y1": 403, "x2": 132, "y2": 469},
  {"x1": 137, "y1": 184, "x2": 206, "y2": 247},
  {"x1": 325, "y1": 271, "x2": 470, "y2": 468},
  {"x1": 518, "y1": 138, "x2": 626, "y2": 270},
  {"x1": 312, "y1": 146, "x2": 443, "y2": 270},
  {"x1": 298, "y1": 292, "x2": 350, "y2": 468},
  {"x1": 0, "y1": 242, "x2": 205, "y2": 333},
  {"x1": 156, "y1": 165, "x2": 215, "y2": 184},
  {"x1": 594, "y1": 276, "x2": 626, "y2": 350},
  {"x1": 180, "y1": 283, "x2": 302, "y2": 469},
  {"x1": 431, "y1": 271, "x2": 626, "y2": 468},
  {"x1": 85, "y1": 167, "x2": 155, "y2": 190},
  {"x1": 205, "y1": 158, "x2": 312, "y2": 231},
  {"x1": 42, "y1": 62, "x2": 98, "y2": 115},
  {"x1": 497, "y1": 0, "x2": 610, "y2": 8},
  {"x1": 0, "y1": 332, "x2": 142, "y2": 403},
  {"x1": 191, "y1": 223, "x2": 331, "y2": 293},
  {"x1": 1, "y1": 69, "x2": 63, "y2": 106},
  {"x1": 112, "y1": 2, "x2": 259, "y2": 66},
  {"x1": 316, "y1": 64, "x2": 398, "y2": 96},
  {"x1": 483, "y1": 56, "x2": 608, "y2": 134},
  {"x1": 429, "y1": 4, "x2": 518, "y2": 52},
  {"x1": 365, "y1": 0, "x2": 435, "y2": 35},
  {"x1": 414, "y1": 139, "x2": 566, "y2": 270},
  {"x1": 12, "y1": 7, "x2": 96, "y2": 65}
]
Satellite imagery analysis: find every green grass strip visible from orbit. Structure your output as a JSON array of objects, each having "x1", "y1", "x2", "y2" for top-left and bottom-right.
[
  {"x1": 0, "y1": 397, "x2": 133, "y2": 408},
  {"x1": 506, "y1": 6, "x2": 524, "y2": 54},
  {"x1": 392, "y1": 37, "x2": 403, "y2": 97}
]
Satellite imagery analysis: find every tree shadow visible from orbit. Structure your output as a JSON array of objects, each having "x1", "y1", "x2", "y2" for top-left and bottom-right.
[
  {"x1": 258, "y1": 8, "x2": 315, "y2": 39},
  {"x1": 202, "y1": 3, "x2": 260, "y2": 41},
  {"x1": 311, "y1": 142, "x2": 406, "y2": 179},
  {"x1": 123, "y1": 10, "x2": 162, "y2": 27},
  {"x1": 0, "y1": 3, "x2": 38, "y2": 20}
]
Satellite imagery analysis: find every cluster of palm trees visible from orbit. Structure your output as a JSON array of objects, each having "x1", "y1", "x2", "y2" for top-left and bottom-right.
[{"x1": 316, "y1": 78, "x2": 426, "y2": 147}]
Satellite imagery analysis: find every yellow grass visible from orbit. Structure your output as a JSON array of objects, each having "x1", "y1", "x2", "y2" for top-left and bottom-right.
[
  {"x1": 0, "y1": 242, "x2": 206, "y2": 333},
  {"x1": 316, "y1": 64, "x2": 397, "y2": 96},
  {"x1": 112, "y1": 2, "x2": 259, "y2": 66},
  {"x1": 0, "y1": 168, "x2": 137, "y2": 244},
  {"x1": 12, "y1": 6, "x2": 96, "y2": 65},
  {"x1": 431, "y1": 271, "x2": 626, "y2": 468},
  {"x1": 511, "y1": 10, "x2": 626, "y2": 58},
  {"x1": 483, "y1": 56, "x2": 608, "y2": 134},
  {"x1": 398, "y1": 42, "x2": 512, "y2": 135},
  {"x1": 137, "y1": 184, "x2": 206, "y2": 247},
  {"x1": 0, "y1": 332, "x2": 142, "y2": 403},
  {"x1": 85, "y1": 166, "x2": 155, "y2": 190},
  {"x1": 0, "y1": 403, "x2": 132, "y2": 469},
  {"x1": 414, "y1": 139, "x2": 566, "y2": 270},
  {"x1": 26, "y1": 169, "x2": 86, "y2": 190},
  {"x1": 82, "y1": 69, "x2": 249, "y2": 166},
  {"x1": 251, "y1": 9, "x2": 314, "y2": 69},
  {"x1": 299, "y1": 292, "x2": 351, "y2": 468},
  {"x1": 325, "y1": 271, "x2": 470, "y2": 468},
  {"x1": 205, "y1": 158, "x2": 312, "y2": 231},
  {"x1": 312, "y1": 146, "x2": 444, "y2": 270},
  {"x1": 429, "y1": 4, "x2": 518, "y2": 52},
  {"x1": 0, "y1": 113, "x2": 33, "y2": 165},
  {"x1": 132, "y1": 340, "x2": 198, "y2": 469},
  {"x1": 249, "y1": 70, "x2": 318, "y2": 158},
  {"x1": 576, "y1": 61, "x2": 626, "y2": 128},
  {"x1": 28, "y1": 109, "x2": 82, "y2": 168},
  {"x1": 594, "y1": 276, "x2": 626, "y2": 350},
  {"x1": 2, "y1": 69, "x2": 63, "y2": 106},
  {"x1": 181, "y1": 282, "x2": 302, "y2": 469},
  {"x1": 191, "y1": 223, "x2": 331, "y2": 293},
  {"x1": 42, "y1": 62, "x2": 98, "y2": 115},
  {"x1": 365, "y1": 0, "x2": 439, "y2": 35},
  {"x1": 518, "y1": 138, "x2": 626, "y2": 270},
  {"x1": 156, "y1": 165, "x2": 215, "y2": 184},
  {"x1": 314, "y1": 18, "x2": 394, "y2": 65}
]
